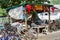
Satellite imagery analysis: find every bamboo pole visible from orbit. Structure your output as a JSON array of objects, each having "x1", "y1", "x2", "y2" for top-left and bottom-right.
[
  {"x1": 48, "y1": 6, "x2": 50, "y2": 32},
  {"x1": 7, "y1": 15, "x2": 10, "y2": 23},
  {"x1": 25, "y1": 16, "x2": 28, "y2": 30},
  {"x1": 24, "y1": 10, "x2": 28, "y2": 30}
]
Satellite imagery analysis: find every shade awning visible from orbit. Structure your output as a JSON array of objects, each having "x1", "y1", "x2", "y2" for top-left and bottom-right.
[{"x1": 54, "y1": 5, "x2": 60, "y2": 9}]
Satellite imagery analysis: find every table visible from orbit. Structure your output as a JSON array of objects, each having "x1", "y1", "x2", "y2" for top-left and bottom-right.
[{"x1": 32, "y1": 26, "x2": 46, "y2": 33}]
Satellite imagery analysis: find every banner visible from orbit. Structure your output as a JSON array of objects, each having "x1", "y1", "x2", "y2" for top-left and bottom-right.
[{"x1": 8, "y1": 6, "x2": 25, "y2": 20}]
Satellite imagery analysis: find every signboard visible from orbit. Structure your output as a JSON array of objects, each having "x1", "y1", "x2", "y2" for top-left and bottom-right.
[
  {"x1": 35, "y1": 5, "x2": 49, "y2": 12},
  {"x1": 35, "y1": 5, "x2": 43, "y2": 10},
  {"x1": 38, "y1": 12, "x2": 59, "y2": 20}
]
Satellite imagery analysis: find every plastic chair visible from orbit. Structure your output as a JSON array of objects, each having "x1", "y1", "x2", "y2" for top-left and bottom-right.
[
  {"x1": 28, "y1": 28, "x2": 38, "y2": 40},
  {"x1": 42, "y1": 25, "x2": 48, "y2": 34}
]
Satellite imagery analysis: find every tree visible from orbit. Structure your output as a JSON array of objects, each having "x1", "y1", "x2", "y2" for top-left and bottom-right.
[
  {"x1": 51, "y1": 0, "x2": 60, "y2": 4},
  {"x1": 0, "y1": 0, "x2": 20, "y2": 8},
  {"x1": 0, "y1": 7, "x2": 7, "y2": 17}
]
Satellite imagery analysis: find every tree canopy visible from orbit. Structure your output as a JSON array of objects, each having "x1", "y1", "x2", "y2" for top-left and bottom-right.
[
  {"x1": 0, "y1": 0, "x2": 49, "y2": 9},
  {"x1": 51, "y1": 0, "x2": 60, "y2": 4}
]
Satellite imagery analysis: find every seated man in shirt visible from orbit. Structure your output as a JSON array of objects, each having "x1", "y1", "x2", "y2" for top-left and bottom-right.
[{"x1": 31, "y1": 21, "x2": 39, "y2": 27}]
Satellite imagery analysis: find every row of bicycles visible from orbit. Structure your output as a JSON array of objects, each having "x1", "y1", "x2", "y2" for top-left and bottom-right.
[{"x1": 0, "y1": 23, "x2": 38, "y2": 40}]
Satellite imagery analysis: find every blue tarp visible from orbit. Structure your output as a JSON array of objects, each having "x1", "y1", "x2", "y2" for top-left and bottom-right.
[{"x1": 0, "y1": 26, "x2": 3, "y2": 30}]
